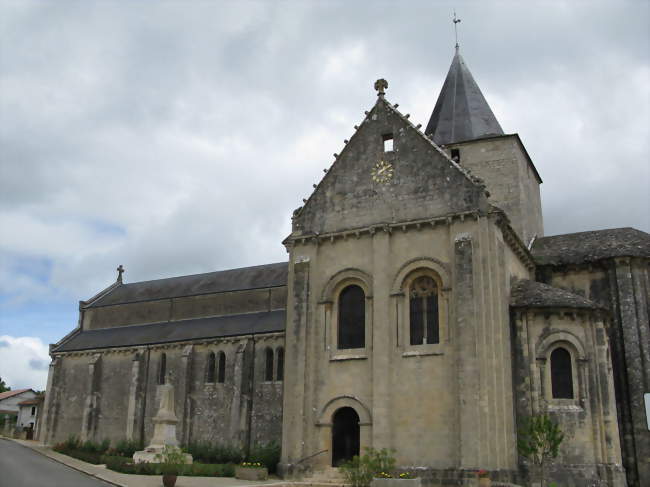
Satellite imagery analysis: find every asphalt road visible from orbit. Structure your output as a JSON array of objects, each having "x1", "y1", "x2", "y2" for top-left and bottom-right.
[{"x1": 0, "y1": 438, "x2": 114, "y2": 487}]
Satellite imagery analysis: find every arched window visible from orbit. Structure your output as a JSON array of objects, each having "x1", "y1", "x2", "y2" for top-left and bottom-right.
[
  {"x1": 158, "y1": 353, "x2": 166, "y2": 385},
  {"x1": 217, "y1": 351, "x2": 226, "y2": 383},
  {"x1": 265, "y1": 348, "x2": 274, "y2": 382},
  {"x1": 409, "y1": 276, "x2": 439, "y2": 345},
  {"x1": 206, "y1": 352, "x2": 216, "y2": 383},
  {"x1": 551, "y1": 347, "x2": 574, "y2": 399},
  {"x1": 338, "y1": 285, "x2": 365, "y2": 349},
  {"x1": 276, "y1": 347, "x2": 284, "y2": 382}
]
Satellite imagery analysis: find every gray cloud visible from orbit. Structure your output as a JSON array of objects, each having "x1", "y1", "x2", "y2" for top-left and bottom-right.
[
  {"x1": 28, "y1": 358, "x2": 49, "y2": 371},
  {"x1": 0, "y1": 340, "x2": 9, "y2": 348},
  {"x1": 0, "y1": 0, "x2": 648, "y2": 312}
]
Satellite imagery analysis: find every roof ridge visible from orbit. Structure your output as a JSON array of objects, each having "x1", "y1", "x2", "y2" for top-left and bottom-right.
[{"x1": 115, "y1": 261, "x2": 288, "y2": 288}]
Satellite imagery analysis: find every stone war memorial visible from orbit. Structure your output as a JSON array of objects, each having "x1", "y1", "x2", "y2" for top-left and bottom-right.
[{"x1": 39, "y1": 46, "x2": 649, "y2": 487}]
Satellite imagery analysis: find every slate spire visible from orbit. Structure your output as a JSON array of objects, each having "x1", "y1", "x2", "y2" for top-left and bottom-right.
[{"x1": 425, "y1": 50, "x2": 504, "y2": 145}]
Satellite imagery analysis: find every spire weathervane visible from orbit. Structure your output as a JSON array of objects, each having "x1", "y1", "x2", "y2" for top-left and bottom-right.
[{"x1": 453, "y1": 10, "x2": 461, "y2": 51}]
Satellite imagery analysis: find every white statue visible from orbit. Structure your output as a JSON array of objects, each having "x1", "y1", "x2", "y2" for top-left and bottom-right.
[{"x1": 133, "y1": 371, "x2": 192, "y2": 464}]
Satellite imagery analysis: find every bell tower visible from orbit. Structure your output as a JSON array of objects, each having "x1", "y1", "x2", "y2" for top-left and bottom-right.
[{"x1": 426, "y1": 48, "x2": 544, "y2": 246}]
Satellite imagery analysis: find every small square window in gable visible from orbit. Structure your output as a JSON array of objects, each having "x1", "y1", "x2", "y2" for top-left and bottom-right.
[{"x1": 382, "y1": 133, "x2": 394, "y2": 152}]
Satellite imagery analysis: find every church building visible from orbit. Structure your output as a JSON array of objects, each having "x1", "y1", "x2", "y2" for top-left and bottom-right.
[{"x1": 40, "y1": 48, "x2": 649, "y2": 487}]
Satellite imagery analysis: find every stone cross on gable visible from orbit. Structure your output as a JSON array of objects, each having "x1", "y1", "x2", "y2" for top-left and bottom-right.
[
  {"x1": 374, "y1": 78, "x2": 388, "y2": 97},
  {"x1": 116, "y1": 265, "x2": 125, "y2": 283}
]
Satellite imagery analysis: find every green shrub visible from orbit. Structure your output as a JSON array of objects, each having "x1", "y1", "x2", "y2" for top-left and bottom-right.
[
  {"x1": 103, "y1": 455, "x2": 236, "y2": 477},
  {"x1": 185, "y1": 441, "x2": 244, "y2": 464},
  {"x1": 104, "y1": 456, "x2": 159, "y2": 475},
  {"x1": 64, "y1": 449, "x2": 105, "y2": 464},
  {"x1": 78, "y1": 438, "x2": 110, "y2": 454},
  {"x1": 340, "y1": 448, "x2": 398, "y2": 487},
  {"x1": 114, "y1": 438, "x2": 143, "y2": 457},
  {"x1": 61, "y1": 435, "x2": 81, "y2": 450},
  {"x1": 248, "y1": 441, "x2": 281, "y2": 473}
]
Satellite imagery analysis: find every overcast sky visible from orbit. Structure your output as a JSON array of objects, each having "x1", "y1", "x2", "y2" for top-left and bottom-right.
[{"x1": 0, "y1": 0, "x2": 648, "y2": 390}]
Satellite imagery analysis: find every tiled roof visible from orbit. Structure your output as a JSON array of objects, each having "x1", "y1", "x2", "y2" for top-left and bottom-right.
[
  {"x1": 18, "y1": 398, "x2": 42, "y2": 406},
  {"x1": 87, "y1": 262, "x2": 288, "y2": 308},
  {"x1": 54, "y1": 309, "x2": 285, "y2": 352},
  {"x1": 511, "y1": 279, "x2": 603, "y2": 310},
  {"x1": 0, "y1": 389, "x2": 31, "y2": 401},
  {"x1": 532, "y1": 227, "x2": 650, "y2": 266}
]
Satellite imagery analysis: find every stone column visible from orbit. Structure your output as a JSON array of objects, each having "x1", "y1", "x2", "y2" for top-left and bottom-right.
[
  {"x1": 614, "y1": 258, "x2": 650, "y2": 487},
  {"x1": 81, "y1": 353, "x2": 102, "y2": 442},
  {"x1": 39, "y1": 355, "x2": 58, "y2": 444},
  {"x1": 279, "y1": 257, "x2": 310, "y2": 471},
  {"x1": 180, "y1": 345, "x2": 194, "y2": 446},
  {"x1": 371, "y1": 229, "x2": 391, "y2": 448},
  {"x1": 454, "y1": 233, "x2": 480, "y2": 469},
  {"x1": 229, "y1": 342, "x2": 247, "y2": 449},
  {"x1": 126, "y1": 351, "x2": 144, "y2": 441}
]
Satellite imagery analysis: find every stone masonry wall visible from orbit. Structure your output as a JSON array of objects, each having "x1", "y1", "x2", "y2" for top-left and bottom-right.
[
  {"x1": 537, "y1": 259, "x2": 650, "y2": 487},
  {"x1": 43, "y1": 332, "x2": 285, "y2": 452}
]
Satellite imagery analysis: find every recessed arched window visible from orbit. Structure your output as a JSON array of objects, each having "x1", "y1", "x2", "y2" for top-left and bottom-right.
[
  {"x1": 551, "y1": 347, "x2": 574, "y2": 399},
  {"x1": 158, "y1": 353, "x2": 166, "y2": 385},
  {"x1": 217, "y1": 351, "x2": 226, "y2": 384},
  {"x1": 206, "y1": 352, "x2": 216, "y2": 383},
  {"x1": 265, "y1": 347, "x2": 274, "y2": 382},
  {"x1": 338, "y1": 285, "x2": 365, "y2": 349},
  {"x1": 409, "y1": 276, "x2": 439, "y2": 345},
  {"x1": 276, "y1": 347, "x2": 284, "y2": 382}
]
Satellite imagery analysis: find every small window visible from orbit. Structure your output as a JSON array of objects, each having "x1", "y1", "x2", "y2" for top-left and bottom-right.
[
  {"x1": 276, "y1": 347, "x2": 284, "y2": 382},
  {"x1": 265, "y1": 348, "x2": 274, "y2": 381},
  {"x1": 450, "y1": 148, "x2": 460, "y2": 162},
  {"x1": 382, "y1": 133, "x2": 394, "y2": 152},
  {"x1": 206, "y1": 352, "x2": 216, "y2": 383},
  {"x1": 158, "y1": 353, "x2": 166, "y2": 385},
  {"x1": 31, "y1": 406, "x2": 36, "y2": 416},
  {"x1": 217, "y1": 351, "x2": 226, "y2": 383},
  {"x1": 551, "y1": 347, "x2": 574, "y2": 399},
  {"x1": 409, "y1": 276, "x2": 439, "y2": 345},
  {"x1": 338, "y1": 285, "x2": 366, "y2": 349}
]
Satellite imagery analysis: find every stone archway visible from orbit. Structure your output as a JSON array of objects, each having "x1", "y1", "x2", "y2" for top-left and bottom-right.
[{"x1": 331, "y1": 407, "x2": 360, "y2": 466}]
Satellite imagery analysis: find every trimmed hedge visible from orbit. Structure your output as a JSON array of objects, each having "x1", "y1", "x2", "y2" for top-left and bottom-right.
[{"x1": 102, "y1": 456, "x2": 235, "y2": 477}]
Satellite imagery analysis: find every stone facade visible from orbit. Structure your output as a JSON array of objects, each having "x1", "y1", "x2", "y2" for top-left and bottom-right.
[
  {"x1": 41, "y1": 270, "x2": 287, "y2": 453},
  {"x1": 41, "y1": 51, "x2": 649, "y2": 487}
]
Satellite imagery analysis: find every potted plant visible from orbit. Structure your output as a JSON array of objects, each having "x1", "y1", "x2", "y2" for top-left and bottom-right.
[
  {"x1": 477, "y1": 469, "x2": 491, "y2": 487},
  {"x1": 155, "y1": 445, "x2": 188, "y2": 487},
  {"x1": 235, "y1": 461, "x2": 268, "y2": 481}
]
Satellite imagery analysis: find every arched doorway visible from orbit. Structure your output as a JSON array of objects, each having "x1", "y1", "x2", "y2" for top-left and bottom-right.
[{"x1": 332, "y1": 407, "x2": 360, "y2": 466}]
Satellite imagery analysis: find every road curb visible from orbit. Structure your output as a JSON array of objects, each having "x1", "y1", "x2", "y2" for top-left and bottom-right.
[{"x1": 2, "y1": 437, "x2": 127, "y2": 487}]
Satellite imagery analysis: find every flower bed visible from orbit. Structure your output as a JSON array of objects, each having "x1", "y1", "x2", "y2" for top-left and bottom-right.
[{"x1": 235, "y1": 462, "x2": 268, "y2": 481}]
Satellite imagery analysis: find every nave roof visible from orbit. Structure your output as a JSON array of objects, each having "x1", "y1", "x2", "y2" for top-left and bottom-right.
[
  {"x1": 53, "y1": 309, "x2": 285, "y2": 352},
  {"x1": 87, "y1": 262, "x2": 288, "y2": 308}
]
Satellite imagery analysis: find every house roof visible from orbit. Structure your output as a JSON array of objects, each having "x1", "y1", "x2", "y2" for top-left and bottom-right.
[
  {"x1": 0, "y1": 409, "x2": 18, "y2": 415},
  {"x1": 0, "y1": 389, "x2": 33, "y2": 401},
  {"x1": 532, "y1": 227, "x2": 650, "y2": 266},
  {"x1": 18, "y1": 398, "x2": 42, "y2": 406},
  {"x1": 53, "y1": 309, "x2": 285, "y2": 352},
  {"x1": 86, "y1": 262, "x2": 288, "y2": 308},
  {"x1": 511, "y1": 279, "x2": 603, "y2": 310},
  {"x1": 425, "y1": 49, "x2": 504, "y2": 145}
]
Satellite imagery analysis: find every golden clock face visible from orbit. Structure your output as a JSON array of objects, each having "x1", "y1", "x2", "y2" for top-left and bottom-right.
[{"x1": 371, "y1": 160, "x2": 394, "y2": 184}]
